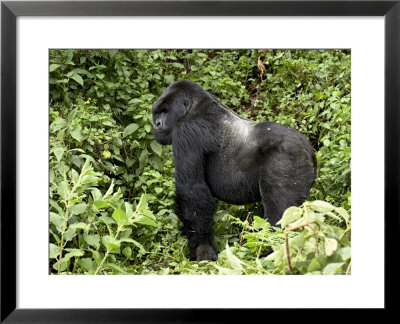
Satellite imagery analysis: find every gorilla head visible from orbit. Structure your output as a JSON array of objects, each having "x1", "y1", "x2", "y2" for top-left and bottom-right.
[
  {"x1": 152, "y1": 80, "x2": 316, "y2": 261},
  {"x1": 152, "y1": 80, "x2": 202, "y2": 145}
]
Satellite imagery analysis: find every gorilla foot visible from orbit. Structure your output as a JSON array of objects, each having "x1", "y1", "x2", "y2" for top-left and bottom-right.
[{"x1": 195, "y1": 244, "x2": 218, "y2": 261}]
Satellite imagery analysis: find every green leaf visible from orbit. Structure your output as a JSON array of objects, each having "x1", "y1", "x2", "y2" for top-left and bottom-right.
[
  {"x1": 103, "y1": 263, "x2": 127, "y2": 274},
  {"x1": 324, "y1": 238, "x2": 338, "y2": 256},
  {"x1": 63, "y1": 249, "x2": 84, "y2": 261},
  {"x1": 50, "y1": 118, "x2": 68, "y2": 132},
  {"x1": 138, "y1": 149, "x2": 149, "y2": 170},
  {"x1": 252, "y1": 216, "x2": 269, "y2": 229},
  {"x1": 91, "y1": 188, "x2": 103, "y2": 201},
  {"x1": 70, "y1": 203, "x2": 87, "y2": 215},
  {"x1": 81, "y1": 175, "x2": 100, "y2": 185},
  {"x1": 322, "y1": 262, "x2": 344, "y2": 275},
  {"x1": 69, "y1": 222, "x2": 89, "y2": 230},
  {"x1": 289, "y1": 232, "x2": 305, "y2": 249},
  {"x1": 122, "y1": 247, "x2": 132, "y2": 258},
  {"x1": 71, "y1": 169, "x2": 79, "y2": 185},
  {"x1": 102, "y1": 235, "x2": 120, "y2": 253},
  {"x1": 78, "y1": 258, "x2": 93, "y2": 272},
  {"x1": 50, "y1": 212, "x2": 64, "y2": 231},
  {"x1": 50, "y1": 199, "x2": 64, "y2": 215},
  {"x1": 164, "y1": 75, "x2": 174, "y2": 84},
  {"x1": 335, "y1": 207, "x2": 350, "y2": 224},
  {"x1": 310, "y1": 201, "x2": 335, "y2": 213},
  {"x1": 99, "y1": 215, "x2": 116, "y2": 225},
  {"x1": 214, "y1": 265, "x2": 242, "y2": 275},
  {"x1": 49, "y1": 243, "x2": 59, "y2": 259},
  {"x1": 133, "y1": 214, "x2": 158, "y2": 227},
  {"x1": 49, "y1": 64, "x2": 61, "y2": 72},
  {"x1": 307, "y1": 258, "x2": 322, "y2": 272},
  {"x1": 112, "y1": 209, "x2": 130, "y2": 226},
  {"x1": 52, "y1": 260, "x2": 67, "y2": 272},
  {"x1": 125, "y1": 202, "x2": 134, "y2": 218},
  {"x1": 128, "y1": 98, "x2": 143, "y2": 104},
  {"x1": 103, "y1": 180, "x2": 115, "y2": 200},
  {"x1": 84, "y1": 233, "x2": 100, "y2": 249},
  {"x1": 337, "y1": 247, "x2": 351, "y2": 261},
  {"x1": 94, "y1": 200, "x2": 110, "y2": 209},
  {"x1": 53, "y1": 147, "x2": 65, "y2": 162},
  {"x1": 70, "y1": 126, "x2": 85, "y2": 142},
  {"x1": 225, "y1": 243, "x2": 244, "y2": 271},
  {"x1": 171, "y1": 62, "x2": 185, "y2": 69},
  {"x1": 57, "y1": 181, "x2": 69, "y2": 201},
  {"x1": 136, "y1": 194, "x2": 148, "y2": 212},
  {"x1": 277, "y1": 206, "x2": 303, "y2": 228},
  {"x1": 64, "y1": 228, "x2": 77, "y2": 242},
  {"x1": 150, "y1": 141, "x2": 162, "y2": 156},
  {"x1": 91, "y1": 250, "x2": 102, "y2": 265},
  {"x1": 70, "y1": 73, "x2": 84, "y2": 86},
  {"x1": 122, "y1": 123, "x2": 139, "y2": 138},
  {"x1": 120, "y1": 237, "x2": 146, "y2": 253}
]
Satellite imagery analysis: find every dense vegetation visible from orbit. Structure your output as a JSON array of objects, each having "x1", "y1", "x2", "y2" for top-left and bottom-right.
[{"x1": 49, "y1": 49, "x2": 351, "y2": 275}]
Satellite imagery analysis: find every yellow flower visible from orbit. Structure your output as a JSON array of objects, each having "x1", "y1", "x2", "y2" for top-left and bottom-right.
[
  {"x1": 103, "y1": 150, "x2": 111, "y2": 159},
  {"x1": 84, "y1": 98, "x2": 91, "y2": 105}
]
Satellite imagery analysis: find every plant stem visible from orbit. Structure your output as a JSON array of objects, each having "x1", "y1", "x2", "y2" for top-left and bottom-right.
[
  {"x1": 94, "y1": 251, "x2": 109, "y2": 275},
  {"x1": 284, "y1": 221, "x2": 320, "y2": 274},
  {"x1": 345, "y1": 261, "x2": 352, "y2": 275},
  {"x1": 93, "y1": 226, "x2": 122, "y2": 275},
  {"x1": 285, "y1": 233, "x2": 294, "y2": 275},
  {"x1": 56, "y1": 162, "x2": 86, "y2": 274},
  {"x1": 57, "y1": 208, "x2": 69, "y2": 275}
]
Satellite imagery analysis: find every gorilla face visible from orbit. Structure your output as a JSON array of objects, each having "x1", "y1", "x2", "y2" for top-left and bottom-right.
[
  {"x1": 152, "y1": 108, "x2": 173, "y2": 145},
  {"x1": 152, "y1": 81, "x2": 194, "y2": 145}
]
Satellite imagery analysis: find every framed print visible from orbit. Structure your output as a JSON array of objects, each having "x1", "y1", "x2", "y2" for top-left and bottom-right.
[{"x1": 1, "y1": 0, "x2": 398, "y2": 322}]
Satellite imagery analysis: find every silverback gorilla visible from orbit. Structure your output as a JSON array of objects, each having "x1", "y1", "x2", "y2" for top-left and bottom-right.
[{"x1": 152, "y1": 80, "x2": 316, "y2": 261}]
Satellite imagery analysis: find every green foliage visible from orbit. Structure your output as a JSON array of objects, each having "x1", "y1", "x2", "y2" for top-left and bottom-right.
[
  {"x1": 49, "y1": 49, "x2": 351, "y2": 275},
  {"x1": 270, "y1": 201, "x2": 351, "y2": 275}
]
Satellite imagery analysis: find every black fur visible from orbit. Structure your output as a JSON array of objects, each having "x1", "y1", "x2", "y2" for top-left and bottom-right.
[{"x1": 152, "y1": 80, "x2": 316, "y2": 261}]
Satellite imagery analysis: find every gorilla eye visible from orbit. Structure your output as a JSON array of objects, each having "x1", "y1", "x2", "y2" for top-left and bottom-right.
[{"x1": 183, "y1": 100, "x2": 189, "y2": 107}]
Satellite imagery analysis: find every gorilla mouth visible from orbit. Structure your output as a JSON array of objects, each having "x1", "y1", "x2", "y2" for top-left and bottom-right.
[
  {"x1": 154, "y1": 130, "x2": 170, "y2": 137},
  {"x1": 154, "y1": 130, "x2": 172, "y2": 146}
]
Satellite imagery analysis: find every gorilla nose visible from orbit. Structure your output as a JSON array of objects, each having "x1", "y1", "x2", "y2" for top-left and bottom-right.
[{"x1": 154, "y1": 120, "x2": 161, "y2": 129}]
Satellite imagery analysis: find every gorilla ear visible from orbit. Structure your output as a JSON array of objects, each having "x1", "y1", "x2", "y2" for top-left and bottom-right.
[{"x1": 183, "y1": 100, "x2": 189, "y2": 108}]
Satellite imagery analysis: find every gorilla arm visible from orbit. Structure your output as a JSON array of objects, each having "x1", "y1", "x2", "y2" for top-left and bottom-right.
[{"x1": 172, "y1": 120, "x2": 218, "y2": 261}]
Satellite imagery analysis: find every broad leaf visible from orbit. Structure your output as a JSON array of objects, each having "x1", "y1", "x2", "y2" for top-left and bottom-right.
[
  {"x1": 324, "y1": 238, "x2": 338, "y2": 256},
  {"x1": 150, "y1": 141, "x2": 163, "y2": 156},
  {"x1": 310, "y1": 201, "x2": 335, "y2": 213},
  {"x1": 49, "y1": 64, "x2": 61, "y2": 72},
  {"x1": 53, "y1": 147, "x2": 65, "y2": 162},
  {"x1": 112, "y1": 209, "x2": 130, "y2": 226},
  {"x1": 102, "y1": 236, "x2": 120, "y2": 253},
  {"x1": 70, "y1": 73, "x2": 84, "y2": 86},
  {"x1": 49, "y1": 243, "x2": 59, "y2": 259},
  {"x1": 122, "y1": 123, "x2": 139, "y2": 138},
  {"x1": 277, "y1": 206, "x2": 303, "y2": 228},
  {"x1": 70, "y1": 203, "x2": 87, "y2": 215},
  {"x1": 322, "y1": 262, "x2": 344, "y2": 275}
]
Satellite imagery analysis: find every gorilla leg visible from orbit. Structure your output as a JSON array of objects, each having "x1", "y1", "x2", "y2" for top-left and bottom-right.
[
  {"x1": 259, "y1": 151, "x2": 312, "y2": 226},
  {"x1": 175, "y1": 183, "x2": 218, "y2": 261},
  {"x1": 259, "y1": 182, "x2": 289, "y2": 226}
]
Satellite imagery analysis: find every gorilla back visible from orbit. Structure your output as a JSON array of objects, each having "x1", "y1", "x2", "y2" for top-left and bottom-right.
[{"x1": 152, "y1": 80, "x2": 316, "y2": 261}]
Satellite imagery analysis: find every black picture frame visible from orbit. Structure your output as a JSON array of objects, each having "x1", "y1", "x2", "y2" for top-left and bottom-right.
[{"x1": 1, "y1": 0, "x2": 398, "y2": 322}]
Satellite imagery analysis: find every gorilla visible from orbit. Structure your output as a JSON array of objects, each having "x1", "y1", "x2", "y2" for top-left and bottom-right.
[{"x1": 152, "y1": 80, "x2": 316, "y2": 261}]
